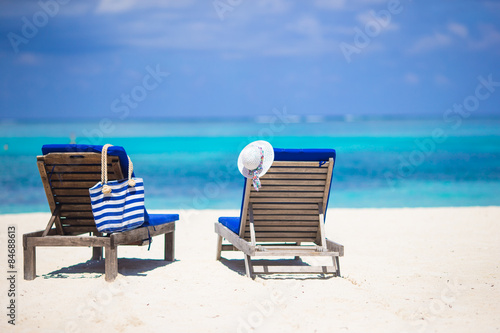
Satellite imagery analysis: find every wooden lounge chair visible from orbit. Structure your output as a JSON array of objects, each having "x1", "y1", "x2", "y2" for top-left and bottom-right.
[
  {"x1": 215, "y1": 148, "x2": 344, "y2": 278},
  {"x1": 23, "y1": 144, "x2": 178, "y2": 282}
]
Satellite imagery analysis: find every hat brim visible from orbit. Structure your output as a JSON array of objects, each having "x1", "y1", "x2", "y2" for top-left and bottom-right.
[{"x1": 237, "y1": 140, "x2": 275, "y2": 179}]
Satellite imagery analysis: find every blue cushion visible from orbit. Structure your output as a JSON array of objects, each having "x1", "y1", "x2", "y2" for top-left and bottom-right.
[
  {"x1": 229, "y1": 148, "x2": 336, "y2": 236},
  {"x1": 218, "y1": 217, "x2": 240, "y2": 235},
  {"x1": 42, "y1": 144, "x2": 178, "y2": 227},
  {"x1": 274, "y1": 148, "x2": 336, "y2": 164},
  {"x1": 42, "y1": 144, "x2": 133, "y2": 177},
  {"x1": 143, "y1": 214, "x2": 179, "y2": 226}
]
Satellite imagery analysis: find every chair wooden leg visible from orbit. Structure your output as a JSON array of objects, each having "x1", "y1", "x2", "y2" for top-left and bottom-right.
[
  {"x1": 244, "y1": 254, "x2": 254, "y2": 279},
  {"x1": 165, "y1": 231, "x2": 175, "y2": 261},
  {"x1": 91, "y1": 232, "x2": 103, "y2": 260},
  {"x1": 92, "y1": 247, "x2": 103, "y2": 261},
  {"x1": 216, "y1": 235, "x2": 223, "y2": 260},
  {"x1": 24, "y1": 242, "x2": 36, "y2": 280},
  {"x1": 333, "y1": 256, "x2": 341, "y2": 277},
  {"x1": 294, "y1": 242, "x2": 301, "y2": 260},
  {"x1": 105, "y1": 245, "x2": 118, "y2": 282}
]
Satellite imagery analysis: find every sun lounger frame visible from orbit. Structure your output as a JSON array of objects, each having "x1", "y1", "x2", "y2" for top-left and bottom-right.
[
  {"x1": 23, "y1": 152, "x2": 176, "y2": 281},
  {"x1": 215, "y1": 157, "x2": 344, "y2": 278}
]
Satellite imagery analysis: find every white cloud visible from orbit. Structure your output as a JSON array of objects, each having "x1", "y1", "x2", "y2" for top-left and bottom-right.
[
  {"x1": 434, "y1": 74, "x2": 450, "y2": 86},
  {"x1": 288, "y1": 15, "x2": 322, "y2": 38},
  {"x1": 118, "y1": 10, "x2": 336, "y2": 58},
  {"x1": 356, "y1": 10, "x2": 399, "y2": 32},
  {"x1": 95, "y1": 0, "x2": 193, "y2": 14},
  {"x1": 0, "y1": 1, "x2": 93, "y2": 17},
  {"x1": 315, "y1": 0, "x2": 387, "y2": 11},
  {"x1": 407, "y1": 33, "x2": 452, "y2": 54},
  {"x1": 359, "y1": 0, "x2": 387, "y2": 3},
  {"x1": 314, "y1": 0, "x2": 388, "y2": 11},
  {"x1": 314, "y1": 0, "x2": 346, "y2": 10},
  {"x1": 469, "y1": 24, "x2": 500, "y2": 50},
  {"x1": 408, "y1": 23, "x2": 499, "y2": 55},
  {"x1": 447, "y1": 22, "x2": 468, "y2": 38},
  {"x1": 96, "y1": 0, "x2": 136, "y2": 14},
  {"x1": 331, "y1": 26, "x2": 357, "y2": 35},
  {"x1": 404, "y1": 73, "x2": 419, "y2": 84},
  {"x1": 483, "y1": 1, "x2": 500, "y2": 13},
  {"x1": 15, "y1": 53, "x2": 40, "y2": 66},
  {"x1": 254, "y1": 0, "x2": 290, "y2": 14},
  {"x1": 124, "y1": 23, "x2": 222, "y2": 50}
]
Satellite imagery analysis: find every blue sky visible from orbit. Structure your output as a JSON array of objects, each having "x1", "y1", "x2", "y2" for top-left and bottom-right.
[{"x1": 0, "y1": 0, "x2": 499, "y2": 119}]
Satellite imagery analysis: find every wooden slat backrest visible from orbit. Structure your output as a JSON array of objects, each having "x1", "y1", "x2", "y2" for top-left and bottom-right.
[
  {"x1": 239, "y1": 158, "x2": 334, "y2": 243},
  {"x1": 37, "y1": 152, "x2": 124, "y2": 235}
]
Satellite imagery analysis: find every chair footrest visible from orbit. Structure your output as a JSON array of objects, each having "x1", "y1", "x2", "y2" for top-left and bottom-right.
[
  {"x1": 251, "y1": 265, "x2": 338, "y2": 275},
  {"x1": 123, "y1": 240, "x2": 150, "y2": 246},
  {"x1": 254, "y1": 246, "x2": 339, "y2": 257}
]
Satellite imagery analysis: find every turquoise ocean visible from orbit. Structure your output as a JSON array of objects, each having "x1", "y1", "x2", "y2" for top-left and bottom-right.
[{"x1": 1, "y1": 116, "x2": 499, "y2": 214}]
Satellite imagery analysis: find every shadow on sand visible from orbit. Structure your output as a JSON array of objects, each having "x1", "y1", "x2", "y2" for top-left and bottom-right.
[
  {"x1": 218, "y1": 258, "x2": 336, "y2": 280},
  {"x1": 43, "y1": 258, "x2": 177, "y2": 279}
]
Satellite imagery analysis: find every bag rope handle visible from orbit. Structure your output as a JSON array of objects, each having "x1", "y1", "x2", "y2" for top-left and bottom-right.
[
  {"x1": 101, "y1": 144, "x2": 135, "y2": 194},
  {"x1": 127, "y1": 156, "x2": 135, "y2": 187}
]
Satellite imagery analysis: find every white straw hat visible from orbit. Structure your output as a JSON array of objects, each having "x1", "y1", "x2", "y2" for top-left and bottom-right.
[{"x1": 238, "y1": 141, "x2": 274, "y2": 190}]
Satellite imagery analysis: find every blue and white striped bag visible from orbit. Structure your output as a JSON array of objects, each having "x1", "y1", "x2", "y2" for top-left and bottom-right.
[{"x1": 89, "y1": 144, "x2": 145, "y2": 233}]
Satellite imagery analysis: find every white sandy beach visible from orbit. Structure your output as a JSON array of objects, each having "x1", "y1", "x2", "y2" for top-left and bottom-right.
[{"x1": 1, "y1": 207, "x2": 499, "y2": 333}]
